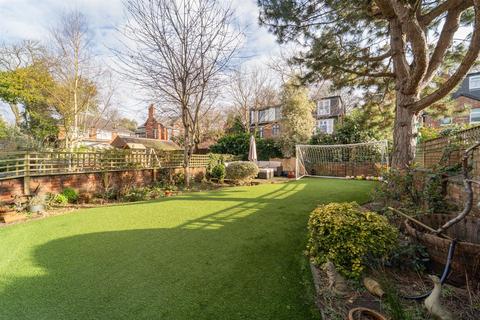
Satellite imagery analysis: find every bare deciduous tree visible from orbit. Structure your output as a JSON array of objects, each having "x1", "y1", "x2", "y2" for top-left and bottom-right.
[
  {"x1": 48, "y1": 10, "x2": 99, "y2": 149},
  {"x1": 118, "y1": 0, "x2": 243, "y2": 186},
  {"x1": 228, "y1": 66, "x2": 278, "y2": 132}
]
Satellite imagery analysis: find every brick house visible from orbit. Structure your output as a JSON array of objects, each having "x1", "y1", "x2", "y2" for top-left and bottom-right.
[
  {"x1": 249, "y1": 104, "x2": 282, "y2": 139},
  {"x1": 422, "y1": 72, "x2": 480, "y2": 127},
  {"x1": 249, "y1": 96, "x2": 345, "y2": 138},
  {"x1": 314, "y1": 96, "x2": 345, "y2": 134},
  {"x1": 135, "y1": 104, "x2": 172, "y2": 140}
]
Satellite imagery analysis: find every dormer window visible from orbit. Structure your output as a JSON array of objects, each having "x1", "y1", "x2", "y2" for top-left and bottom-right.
[
  {"x1": 317, "y1": 99, "x2": 331, "y2": 116},
  {"x1": 469, "y1": 75, "x2": 480, "y2": 90},
  {"x1": 470, "y1": 108, "x2": 480, "y2": 123}
]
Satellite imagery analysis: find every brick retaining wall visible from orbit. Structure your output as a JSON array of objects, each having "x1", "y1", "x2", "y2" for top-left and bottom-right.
[
  {"x1": 0, "y1": 167, "x2": 206, "y2": 203},
  {"x1": 445, "y1": 177, "x2": 480, "y2": 214},
  {"x1": 412, "y1": 170, "x2": 480, "y2": 214}
]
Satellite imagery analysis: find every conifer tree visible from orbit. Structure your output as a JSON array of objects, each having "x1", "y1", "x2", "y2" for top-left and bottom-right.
[{"x1": 259, "y1": 0, "x2": 480, "y2": 168}]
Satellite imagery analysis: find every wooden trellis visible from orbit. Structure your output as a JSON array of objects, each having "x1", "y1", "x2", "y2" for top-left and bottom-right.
[{"x1": 0, "y1": 150, "x2": 216, "y2": 181}]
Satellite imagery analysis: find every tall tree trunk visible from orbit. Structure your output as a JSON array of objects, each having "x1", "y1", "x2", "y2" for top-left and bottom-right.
[
  {"x1": 9, "y1": 104, "x2": 22, "y2": 127},
  {"x1": 391, "y1": 93, "x2": 418, "y2": 169},
  {"x1": 245, "y1": 105, "x2": 249, "y2": 133},
  {"x1": 183, "y1": 125, "x2": 191, "y2": 188}
]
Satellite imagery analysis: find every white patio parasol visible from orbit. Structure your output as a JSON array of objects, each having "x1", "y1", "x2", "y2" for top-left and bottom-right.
[{"x1": 248, "y1": 135, "x2": 257, "y2": 162}]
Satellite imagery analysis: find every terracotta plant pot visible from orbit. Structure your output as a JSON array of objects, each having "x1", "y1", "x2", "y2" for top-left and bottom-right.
[
  {"x1": 348, "y1": 307, "x2": 387, "y2": 320},
  {"x1": 287, "y1": 171, "x2": 295, "y2": 179}
]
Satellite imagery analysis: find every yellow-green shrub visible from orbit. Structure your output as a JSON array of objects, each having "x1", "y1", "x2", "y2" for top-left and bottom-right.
[{"x1": 306, "y1": 202, "x2": 398, "y2": 279}]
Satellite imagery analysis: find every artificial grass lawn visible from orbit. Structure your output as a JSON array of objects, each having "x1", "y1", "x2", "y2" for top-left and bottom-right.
[{"x1": 0, "y1": 178, "x2": 375, "y2": 320}]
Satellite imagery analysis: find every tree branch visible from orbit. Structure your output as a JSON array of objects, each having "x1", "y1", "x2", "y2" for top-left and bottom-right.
[
  {"x1": 334, "y1": 64, "x2": 394, "y2": 78},
  {"x1": 356, "y1": 49, "x2": 392, "y2": 62},
  {"x1": 390, "y1": 0, "x2": 429, "y2": 94},
  {"x1": 420, "y1": 0, "x2": 472, "y2": 27},
  {"x1": 421, "y1": 6, "x2": 463, "y2": 87},
  {"x1": 411, "y1": 0, "x2": 480, "y2": 112}
]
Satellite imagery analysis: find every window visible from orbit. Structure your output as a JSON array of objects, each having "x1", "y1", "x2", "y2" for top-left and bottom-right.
[
  {"x1": 258, "y1": 108, "x2": 275, "y2": 122},
  {"x1": 439, "y1": 117, "x2": 452, "y2": 126},
  {"x1": 470, "y1": 108, "x2": 480, "y2": 123},
  {"x1": 258, "y1": 110, "x2": 266, "y2": 122},
  {"x1": 469, "y1": 75, "x2": 480, "y2": 90},
  {"x1": 317, "y1": 119, "x2": 334, "y2": 134},
  {"x1": 258, "y1": 126, "x2": 264, "y2": 138},
  {"x1": 317, "y1": 99, "x2": 331, "y2": 116},
  {"x1": 250, "y1": 110, "x2": 256, "y2": 125},
  {"x1": 272, "y1": 124, "x2": 280, "y2": 136},
  {"x1": 265, "y1": 108, "x2": 275, "y2": 122},
  {"x1": 275, "y1": 107, "x2": 282, "y2": 120}
]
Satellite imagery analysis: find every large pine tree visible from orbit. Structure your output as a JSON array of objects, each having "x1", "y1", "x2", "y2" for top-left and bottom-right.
[{"x1": 258, "y1": 0, "x2": 480, "y2": 168}]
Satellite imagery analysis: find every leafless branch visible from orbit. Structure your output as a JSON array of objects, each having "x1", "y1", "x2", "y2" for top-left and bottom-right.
[{"x1": 116, "y1": 0, "x2": 243, "y2": 186}]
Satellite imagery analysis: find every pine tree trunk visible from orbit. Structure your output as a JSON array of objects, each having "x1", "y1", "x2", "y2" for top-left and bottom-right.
[{"x1": 391, "y1": 93, "x2": 418, "y2": 169}]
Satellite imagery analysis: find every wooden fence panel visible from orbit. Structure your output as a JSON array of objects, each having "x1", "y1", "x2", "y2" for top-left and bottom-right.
[
  {"x1": 0, "y1": 150, "x2": 219, "y2": 181},
  {"x1": 415, "y1": 125, "x2": 480, "y2": 169}
]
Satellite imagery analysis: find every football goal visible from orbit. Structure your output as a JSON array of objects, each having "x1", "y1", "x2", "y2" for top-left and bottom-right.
[{"x1": 295, "y1": 141, "x2": 389, "y2": 179}]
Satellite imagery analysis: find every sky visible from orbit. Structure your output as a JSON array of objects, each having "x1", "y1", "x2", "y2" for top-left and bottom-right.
[{"x1": 0, "y1": 0, "x2": 282, "y2": 124}]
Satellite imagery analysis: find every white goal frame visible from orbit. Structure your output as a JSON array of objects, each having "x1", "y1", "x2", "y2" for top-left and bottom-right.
[{"x1": 295, "y1": 140, "x2": 389, "y2": 179}]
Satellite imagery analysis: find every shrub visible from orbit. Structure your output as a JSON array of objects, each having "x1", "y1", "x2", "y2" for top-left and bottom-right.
[
  {"x1": 52, "y1": 193, "x2": 68, "y2": 205},
  {"x1": 172, "y1": 171, "x2": 185, "y2": 185},
  {"x1": 78, "y1": 192, "x2": 93, "y2": 204},
  {"x1": 307, "y1": 202, "x2": 398, "y2": 279},
  {"x1": 148, "y1": 187, "x2": 164, "y2": 199},
  {"x1": 374, "y1": 168, "x2": 421, "y2": 211},
  {"x1": 210, "y1": 133, "x2": 250, "y2": 158},
  {"x1": 226, "y1": 161, "x2": 259, "y2": 182},
  {"x1": 61, "y1": 187, "x2": 78, "y2": 203},
  {"x1": 387, "y1": 241, "x2": 429, "y2": 272},
  {"x1": 194, "y1": 171, "x2": 205, "y2": 183},
  {"x1": 206, "y1": 153, "x2": 226, "y2": 178},
  {"x1": 122, "y1": 187, "x2": 149, "y2": 202},
  {"x1": 257, "y1": 138, "x2": 283, "y2": 160},
  {"x1": 211, "y1": 164, "x2": 226, "y2": 182}
]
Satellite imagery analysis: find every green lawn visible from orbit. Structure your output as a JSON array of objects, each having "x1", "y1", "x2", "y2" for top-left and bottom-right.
[{"x1": 0, "y1": 178, "x2": 375, "y2": 320}]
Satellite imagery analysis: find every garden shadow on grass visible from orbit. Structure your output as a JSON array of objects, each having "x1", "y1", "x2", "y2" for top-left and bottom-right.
[{"x1": 0, "y1": 180, "x2": 374, "y2": 320}]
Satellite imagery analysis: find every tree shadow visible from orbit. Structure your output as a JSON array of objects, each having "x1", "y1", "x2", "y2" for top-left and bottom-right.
[{"x1": 0, "y1": 179, "x2": 374, "y2": 320}]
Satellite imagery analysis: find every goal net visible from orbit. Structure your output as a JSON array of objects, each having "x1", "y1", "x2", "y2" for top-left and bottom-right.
[{"x1": 296, "y1": 141, "x2": 389, "y2": 179}]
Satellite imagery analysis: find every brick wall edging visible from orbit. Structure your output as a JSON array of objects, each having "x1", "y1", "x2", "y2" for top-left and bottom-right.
[{"x1": 0, "y1": 167, "x2": 206, "y2": 203}]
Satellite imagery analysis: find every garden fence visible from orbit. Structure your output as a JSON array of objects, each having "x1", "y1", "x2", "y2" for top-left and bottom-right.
[
  {"x1": 0, "y1": 150, "x2": 224, "y2": 181},
  {"x1": 415, "y1": 125, "x2": 480, "y2": 169}
]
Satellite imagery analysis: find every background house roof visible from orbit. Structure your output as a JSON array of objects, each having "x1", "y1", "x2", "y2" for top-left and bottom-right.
[
  {"x1": 79, "y1": 113, "x2": 134, "y2": 135},
  {"x1": 452, "y1": 72, "x2": 480, "y2": 101},
  {"x1": 111, "y1": 136, "x2": 182, "y2": 151}
]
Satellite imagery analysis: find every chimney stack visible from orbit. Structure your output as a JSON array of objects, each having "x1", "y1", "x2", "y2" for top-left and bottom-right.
[{"x1": 148, "y1": 104, "x2": 155, "y2": 119}]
